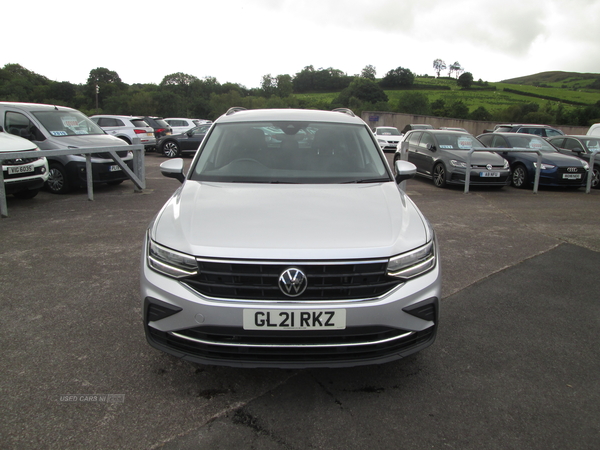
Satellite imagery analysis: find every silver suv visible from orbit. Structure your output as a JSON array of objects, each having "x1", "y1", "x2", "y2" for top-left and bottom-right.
[
  {"x1": 141, "y1": 108, "x2": 441, "y2": 368},
  {"x1": 90, "y1": 115, "x2": 156, "y2": 150}
]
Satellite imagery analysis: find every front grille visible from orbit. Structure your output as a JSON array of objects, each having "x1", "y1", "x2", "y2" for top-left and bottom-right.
[
  {"x1": 148, "y1": 325, "x2": 435, "y2": 363},
  {"x1": 183, "y1": 259, "x2": 402, "y2": 301},
  {"x1": 556, "y1": 167, "x2": 586, "y2": 185},
  {"x1": 2, "y1": 157, "x2": 41, "y2": 165},
  {"x1": 92, "y1": 150, "x2": 129, "y2": 159}
]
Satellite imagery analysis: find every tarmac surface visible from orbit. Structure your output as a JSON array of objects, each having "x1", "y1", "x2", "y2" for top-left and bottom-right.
[{"x1": 1, "y1": 151, "x2": 599, "y2": 449}]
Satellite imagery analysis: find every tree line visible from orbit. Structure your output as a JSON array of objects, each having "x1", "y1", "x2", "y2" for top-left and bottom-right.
[{"x1": 1, "y1": 63, "x2": 598, "y2": 126}]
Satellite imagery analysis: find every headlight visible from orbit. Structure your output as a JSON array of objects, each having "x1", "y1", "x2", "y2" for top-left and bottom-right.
[
  {"x1": 450, "y1": 160, "x2": 467, "y2": 168},
  {"x1": 377, "y1": 138, "x2": 387, "y2": 147},
  {"x1": 533, "y1": 162, "x2": 556, "y2": 170},
  {"x1": 582, "y1": 161, "x2": 589, "y2": 170},
  {"x1": 387, "y1": 240, "x2": 436, "y2": 279},
  {"x1": 148, "y1": 238, "x2": 197, "y2": 278},
  {"x1": 503, "y1": 159, "x2": 510, "y2": 169}
]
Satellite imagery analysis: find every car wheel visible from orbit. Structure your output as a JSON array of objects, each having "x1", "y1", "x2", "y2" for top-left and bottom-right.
[
  {"x1": 118, "y1": 136, "x2": 132, "y2": 145},
  {"x1": 592, "y1": 165, "x2": 600, "y2": 189},
  {"x1": 432, "y1": 163, "x2": 446, "y2": 188},
  {"x1": 46, "y1": 163, "x2": 71, "y2": 194},
  {"x1": 162, "y1": 141, "x2": 180, "y2": 158},
  {"x1": 13, "y1": 189, "x2": 39, "y2": 199},
  {"x1": 511, "y1": 165, "x2": 528, "y2": 188}
]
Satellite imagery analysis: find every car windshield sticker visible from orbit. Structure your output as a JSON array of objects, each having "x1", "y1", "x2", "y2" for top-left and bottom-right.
[
  {"x1": 62, "y1": 116, "x2": 79, "y2": 128},
  {"x1": 50, "y1": 131, "x2": 68, "y2": 136},
  {"x1": 439, "y1": 145, "x2": 454, "y2": 149},
  {"x1": 457, "y1": 137, "x2": 473, "y2": 149},
  {"x1": 529, "y1": 139, "x2": 544, "y2": 149}
]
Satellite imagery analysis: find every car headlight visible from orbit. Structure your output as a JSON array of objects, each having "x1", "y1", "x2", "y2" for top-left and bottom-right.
[
  {"x1": 450, "y1": 160, "x2": 467, "y2": 168},
  {"x1": 387, "y1": 240, "x2": 436, "y2": 279},
  {"x1": 582, "y1": 161, "x2": 589, "y2": 170},
  {"x1": 377, "y1": 138, "x2": 387, "y2": 147},
  {"x1": 148, "y1": 238, "x2": 197, "y2": 278},
  {"x1": 533, "y1": 162, "x2": 556, "y2": 170},
  {"x1": 503, "y1": 159, "x2": 510, "y2": 169}
]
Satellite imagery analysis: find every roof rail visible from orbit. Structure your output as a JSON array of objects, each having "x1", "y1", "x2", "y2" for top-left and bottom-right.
[
  {"x1": 226, "y1": 107, "x2": 247, "y2": 116},
  {"x1": 332, "y1": 108, "x2": 356, "y2": 117}
]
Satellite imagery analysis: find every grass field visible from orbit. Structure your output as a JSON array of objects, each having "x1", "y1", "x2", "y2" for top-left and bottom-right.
[{"x1": 293, "y1": 72, "x2": 600, "y2": 116}]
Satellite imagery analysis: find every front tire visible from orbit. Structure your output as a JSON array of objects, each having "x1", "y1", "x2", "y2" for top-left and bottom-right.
[
  {"x1": 511, "y1": 165, "x2": 528, "y2": 188},
  {"x1": 46, "y1": 163, "x2": 71, "y2": 194},
  {"x1": 162, "y1": 141, "x2": 180, "y2": 158},
  {"x1": 432, "y1": 163, "x2": 447, "y2": 188}
]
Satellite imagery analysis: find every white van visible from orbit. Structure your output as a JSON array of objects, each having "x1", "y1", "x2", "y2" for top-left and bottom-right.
[
  {"x1": 0, "y1": 102, "x2": 134, "y2": 194},
  {"x1": 1, "y1": 132, "x2": 49, "y2": 199},
  {"x1": 587, "y1": 123, "x2": 600, "y2": 137}
]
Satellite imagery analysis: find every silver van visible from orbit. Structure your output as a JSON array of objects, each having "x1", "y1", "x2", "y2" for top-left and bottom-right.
[{"x1": 0, "y1": 102, "x2": 134, "y2": 194}]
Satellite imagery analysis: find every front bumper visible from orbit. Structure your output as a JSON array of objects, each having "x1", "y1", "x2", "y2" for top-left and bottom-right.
[{"x1": 141, "y1": 237, "x2": 442, "y2": 368}]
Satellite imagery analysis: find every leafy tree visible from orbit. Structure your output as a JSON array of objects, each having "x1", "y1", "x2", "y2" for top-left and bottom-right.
[
  {"x1": 448, "y1": 100, "x2": 469, "y2": 119},
  {"x1": 448, "y1": 62, "x2": 463, "y2": 78},
  {"x1": 86, "y1": 67, "x2": 126, "y2": 111},
  {"x1": 361, "y1": 65, "x2": 377, "y2": 80},
  {"x1": 380, "y1": 67, "x2": 415, "y2": 88},
  {"x1": 334, "y1": 77, "x2": 388, "y2": 106},
  {"x1": 470, "y1": 106, "x2": 492, "y2": 121},
  {"x1": 431, "y1": 99, "x2": 448, "y2": 117},
  {"x1": 275, "y1": 74, "x2": 293, "y2": 97},
  {"x1": 293, "y1": 66, "x2": 316, "y2": 93},
  {"x1": 433, "y1": 59, "x2": 447, "y2": 78},
  {"x1": 396, "y1": 91, "x2": 430, "y2": 115},
  {"x1": 457, "y1": 72, "x2": 474, "y2": 89},
  {"x1": 260, "y1": 74, "x2": 277, "y2": 97}
]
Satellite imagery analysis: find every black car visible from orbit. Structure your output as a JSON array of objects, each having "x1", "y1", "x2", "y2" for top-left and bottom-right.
[
  {"x1": 492, "y1": 124, "x2": 564, "y2": 137},
  {"x1": 395, "y1": 129, "x2": 511, "y2": 188},
  {"x1": 400, "y1": 123, "x2": 433, "y2": 134},
  {"x1": 157, "y1": 124, "x2": 211, "y2": 158},
  {"x1": 546, "y1": 135, "x2": 600, "y2": 189},
  {"x1": 143, "y1": 116, "x2": 172, "y2": 141},
  {"x1": 477, "y1": 132, "x2": 589, "y2": 189}
]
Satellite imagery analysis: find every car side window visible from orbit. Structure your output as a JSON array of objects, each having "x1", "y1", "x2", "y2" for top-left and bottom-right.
[
  {"x1": 407, "y1": 131, "x2": 422, "y2": 146},
  {"x1": 565, "y1": 139, "x2": 584, "y2": 152},
  {"x1": 4, "y1": 111, "x2": 45, "y2": 141},
  {"x1": 546, "y1": 129, "x2": 562, "y2": 137},
  {"x1": 418, "y1": 133, "x2": 434, "y2": 149},
  {"x1": 491, "y1": 135, "x2": 507, "y2": 148},
  {"x1": 550, "y1": 138, "x2": 564, "y2": 148}
]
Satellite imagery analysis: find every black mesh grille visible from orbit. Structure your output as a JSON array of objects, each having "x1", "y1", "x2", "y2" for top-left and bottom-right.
[
  {"x1": 555, "y1": 167, "x2": 586, "y2": 185},
  {"x1": 182, "y1": 260, "x2": 402, "y2": 301},
  {"x1": 2, "y1": 157, "x2": 41, "y2": 165},
  {"x1": 92, "y1": 150, "x2": 129, "y2": 159}
]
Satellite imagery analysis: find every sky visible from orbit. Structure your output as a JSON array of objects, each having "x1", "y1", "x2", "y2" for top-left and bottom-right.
[{"x1": 3, "y1": 0, "x2": 600, "y2": 88}]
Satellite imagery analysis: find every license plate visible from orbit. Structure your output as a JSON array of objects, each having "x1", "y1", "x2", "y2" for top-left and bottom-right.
[
  {"x1": 109, "y1": 165, "x2": 122, "y2": 172},
  {"x1": 480, "y1": 171, "x2": 500, "y2": 177},
  {"x1": 562, "y1": 173, "x2": 581, "y2": 179},
  {"x1": 147, "y1": 133, "x2": 153, "y2": 137},
  {"x1": 8, "y1": 164, "x2": 34, "y2": 174},
  {"x1": 243, "y1": 309, "x2": 346, "y2": 330}
]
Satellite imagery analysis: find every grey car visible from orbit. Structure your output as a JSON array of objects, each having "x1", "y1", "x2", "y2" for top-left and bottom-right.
[
  {"x1": 396, "y1": 129, "x2": 511, "y2": 188},
  {"x1": 141, "y1": 107, "x2": 441, "y2": 368}
]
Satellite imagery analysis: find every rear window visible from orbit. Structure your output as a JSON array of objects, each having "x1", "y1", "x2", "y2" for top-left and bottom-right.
[
  {"x1": 190, "y1": 121, "x2": 390, "y2": 184},
  {"x1": 131, "y1": 119, "x2": 150, "y2": 127}
]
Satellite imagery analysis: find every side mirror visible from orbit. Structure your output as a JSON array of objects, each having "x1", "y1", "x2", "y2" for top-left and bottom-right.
[
  {"x1": 394, "y1": 160, "x2": 417, "y2": 184},
  {"x1": 426, "y1": 143, "x2": 436, "y2": 152},
  {"x1": 572, "y1": 148, "x2": 584, "y2": 154},
  {"x1": 186, "y1": 129, "x2": 194, "y2": 137},
  {"x1": 160, "y1": 158, "x2": 185, "y2": 183}
]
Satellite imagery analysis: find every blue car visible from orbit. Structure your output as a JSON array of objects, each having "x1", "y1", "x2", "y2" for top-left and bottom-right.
[{"x1": 477, "y1": 132, "x2": 589, "y2": 189}]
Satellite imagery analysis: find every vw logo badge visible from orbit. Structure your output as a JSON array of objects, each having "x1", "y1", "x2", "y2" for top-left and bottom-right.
[
  {"x1": 278, "y1": 268, "x2": 308, "y2": 297},
  {"x1": 486, "y1": 164, "x2": 492, "y2": 170}
]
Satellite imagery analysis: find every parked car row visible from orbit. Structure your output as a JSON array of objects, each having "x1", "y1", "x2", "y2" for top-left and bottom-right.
[{"x1": 394, "y1": 128, "x2": 597, "y2": 190}]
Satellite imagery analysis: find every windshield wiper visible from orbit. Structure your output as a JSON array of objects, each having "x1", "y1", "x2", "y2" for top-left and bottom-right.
[{"x1": 343, "y1": 178, "x2": 390, "y2": 184}]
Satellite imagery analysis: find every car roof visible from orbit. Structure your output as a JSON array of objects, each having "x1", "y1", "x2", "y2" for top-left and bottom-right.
[
  {"x1": 0, "y1": 101, "x2": 78, "y2": 113},
  {"x1": 548, "y1": 135, "x2": 591, "y2": 139},
  {"x1": 215, "y1": 108, "x2": 364, "y2": 125}
]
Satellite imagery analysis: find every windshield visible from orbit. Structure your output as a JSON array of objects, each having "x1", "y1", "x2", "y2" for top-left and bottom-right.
[
  {"x1": 584, "y1": 139, "x2": 600, "y2": 152},
  {"x1": 505, "y1": 135, "x2": 557, "y2": 152},
  {"x1": 190, "y1": 121, "x2": 390, "y2": 184},
  {"x1": 434, "y1": 133, "x2": 483, "y2": 150},
  {"x1": 33, "y1": 110, "x2": 105, "y2": 137},
  {"x1": 377, "y1": 128, "x2": 400, "y2": 136}
]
